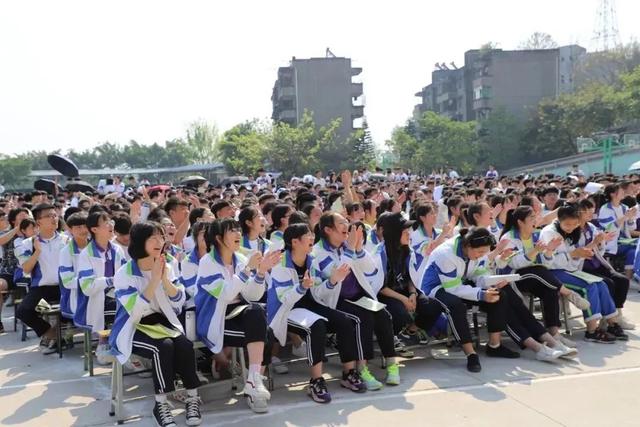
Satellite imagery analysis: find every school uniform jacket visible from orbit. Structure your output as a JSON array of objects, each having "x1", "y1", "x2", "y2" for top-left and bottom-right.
[
  {"x1": 266, "y1": 250, "x2": 325, "y2": 346},
  {"x1": 539, "y1": 221, "x2": 584, "y2": 272},
  {"x1": 179, "y1": 248, "x2": 206, "y2": 310},
  {"x1": 194, "y1": 249, "x2": 265, "y2": 354},
  {"x1": 58, "y1": 239, "x2": 83, "y2": 318},
  {"x1": 109, "y1": 260, "x2": 186, "y2": 364},
  {"x1": 598, "y1": 202, "x2": 636, "y2": 254},
  {"x1": 420, "y1": 236, "x2": 491, "y2": 302},
  {"x1": 75, "y1": 240, "x2": 127, "y2": 332},
  {"x1": 16, "y1": 233, "x2": 68, "y2": 287},
  {"x1": 498, "y1": 229, "x2": 553, "y2": 273},
  {"x1": 239, "y1": 234, "x2": 272, "y2": 259},
  {"x1": 269, "y1": 230, "x2": 284, "y2": 252},
  {"x1": 310, "y1": 239, "x2": 379, "y2": 309},
  {"x1": 371, "y1": 243, "x2": 423, "y2": 295}
]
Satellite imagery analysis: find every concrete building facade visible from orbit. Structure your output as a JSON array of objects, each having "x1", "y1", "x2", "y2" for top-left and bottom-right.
[
  {"x1": 271, "y1": 56, "x2": 364, "y2": 143},
  {"x1": 415, "y1": 45, "x2": 587, "y2": 122}
]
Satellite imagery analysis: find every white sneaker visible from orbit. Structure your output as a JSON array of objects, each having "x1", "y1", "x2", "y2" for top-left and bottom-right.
[
  {"x1": 565, "y1": 291, "x2": 590, "y2": 311},
  {"x1": 243, "y1": 371, "x2": 271, "y2": 401},
  {"x1": 535, "y1": 344, "x2": 563, "y2": 362},
  {"x1": 617, "y1": 310, "x2": 635, "y2": 330},
  {"x1": 246, "y1": 395, "x2": 268, "y2": 413},
  {"x1": 291, "y1": 342, "x2": 308, "y2": 359},
  {"x1": 552, "y1": 341, "x2": 578, "y2": 359},
  {"x1": 553, "y1": 333, "x2": 577, "y2": 348},
  {"x1": 96, "y1": 343, "x2": 113, "y2": 365},
  {"x1": 271, "y1": 356, "x2": 289, "y2": 374}
]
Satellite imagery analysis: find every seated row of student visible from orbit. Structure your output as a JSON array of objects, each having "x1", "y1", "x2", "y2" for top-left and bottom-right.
[
  {"x1": 597, "y1": 183, "x2": 637, "y2": 282},
  {"x1": 498, "y1": 205, "x2": 593, "y2": 345},
  {"x1": 539, "y1": 203, "x2": 629, "y2": 342},
  {"x1": 194, "y1": 218, "x2": 281, "y2": 413},
  {"x1": 109, "y1": 222, "x2": 202, "y2": 427},
  {"x1": 578, "y1": 199, "x2": 634, "y2": 330},
  {"x1": 420, "y1": 226, "x2": 574, "y2": 372},
  {"x1": 16, "y1": 204, "x2": 67, "y2": 354}
]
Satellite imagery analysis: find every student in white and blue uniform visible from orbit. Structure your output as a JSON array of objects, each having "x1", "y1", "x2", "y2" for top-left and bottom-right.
[
  {"x1": 267, "y1": 223, "x2": 362, "y2": 403},
  {"x1": 267, "y1": 204, "x2": 292, "y2": 252},
  {"x1": 109, "y1": 221, "x2": 202, "y2": 427},
  {"x1": 540, "y1": 204, "x2": 628, "y2": 343},
  {"x1": 598, "y1": 184, "x2": 637, "y2": 280},
  {"x1": 421, "y1": 227, "x2": 518, "y2": 372},
  {"x1": 76, "y1": 211, "x2": 127, "y2": 333},
  {"x1": 58, "y1": 212, "x2": 89, "y2": 320},
  {"x1": 195, "y1": 218, "x2": 280, "y2": 413}
]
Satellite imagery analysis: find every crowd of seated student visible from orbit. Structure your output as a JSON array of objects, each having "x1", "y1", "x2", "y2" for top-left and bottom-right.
[{"x1": 1, "y1": 169, "x2": 639, "y2": 427}]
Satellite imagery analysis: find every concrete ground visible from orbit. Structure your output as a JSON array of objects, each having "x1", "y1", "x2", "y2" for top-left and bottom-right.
[{"x1": 1, "y1": 291, "x2": 640, "y2": 427}]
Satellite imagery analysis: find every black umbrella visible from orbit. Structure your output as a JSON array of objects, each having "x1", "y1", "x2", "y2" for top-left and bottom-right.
[
  {"x1": 368, "y1": 173, "x2": 387, "y2": 183},
  {"x1": 220, "y1": 175, "x2": 249, "y2": 186},
  {"x1": 47, "y1": 154, "x2": 79, "y2": 177},
  {"x1": 34, "y1": 179, "x2": 63, "y2": 194},
  {"x1": 65, "y1": 178, "x2": 94, "y2": 193},
  {"x1": 180, "y1": 175, "x2": 208, "y2": 187}
]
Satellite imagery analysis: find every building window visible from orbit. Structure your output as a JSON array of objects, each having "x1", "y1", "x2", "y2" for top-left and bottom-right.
[{"x1": 474, "y1": 86, "x2": 492, "y2": 100}]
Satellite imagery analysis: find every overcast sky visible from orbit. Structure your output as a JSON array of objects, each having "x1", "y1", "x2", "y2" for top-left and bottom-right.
[{"x1": 0, "y1": 0, "x2": 638, "y2": 156}]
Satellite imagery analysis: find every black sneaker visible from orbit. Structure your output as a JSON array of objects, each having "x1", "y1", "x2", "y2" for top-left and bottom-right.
[
  {"x1": 308, "y1": 377, "x2": 332, "y2": 403},
  {"x1": 607, "y1": 323, "x2": 629, "y2": 341},
  {"x1": 153, "y1": 401, "x2": 177, "y2": 427},
  {"x1": 467, "y1": 353, "x2": 481, "y2": 372},
  {"x1": 485, "y1": 344, "x2": 521, "y2": 359},
  {"x1": 584, "y1": 329, "x2": 616, "y2": 344},
  {"x1": 184, "y1": 396, "x2": 202, "y2": 426},
  {"x1": 340, "y1": 369, "x2": 367, "y2": 393}
]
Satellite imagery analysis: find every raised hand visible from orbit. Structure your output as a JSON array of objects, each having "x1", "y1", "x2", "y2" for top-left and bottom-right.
[
  {"x1": 330, "y1": 263, "x2": 351, "y2": 284},
  {"x1": 257, "y1": 250, "x2": 282, "y2": 275},
  {"x1": 301, "y1": 270, "x2": 314, "y2": 289}
]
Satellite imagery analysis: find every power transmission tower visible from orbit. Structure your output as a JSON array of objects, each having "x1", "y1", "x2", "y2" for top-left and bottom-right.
[{"x1": 592, "y1": 0, "x2": 620, "y2": 51}]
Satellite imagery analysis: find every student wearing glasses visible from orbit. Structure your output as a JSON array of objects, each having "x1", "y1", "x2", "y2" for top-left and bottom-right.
[
  {"x1": 421, "y1": 227, "x2": 520, "y2": 373},
  {"x1": 16, "y1": 204, "x2": 68, "y2": 354}
]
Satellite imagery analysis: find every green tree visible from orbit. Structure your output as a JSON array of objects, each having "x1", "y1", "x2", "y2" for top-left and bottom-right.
[
  {"x1": 351, "y1": 119, "x2": 377, "y2": 169},
  {"x1": 477, "y1": 108, "x2": 525, "y2": 170},
  {"x1": 268, "y1": 111, "x2": 322, "y2": 177},
  {"x1": 217, "y1": 120, "x2": 269, "y2": 175},
  {"x1": 186, "y1": 120, "x2": 219, "y2": 164},
  {"x1": 518, "y1": 32, "x2": 558, "y2": 50},
  {"x1": 388, "y1": 112, "x2": 477, "y2": 175},
  {"x1": 0, "y1": 155, "x2": 32, "y2": 189},
  {"x1": 617, "y1": 65, "x2": 640, "y2": 121}
]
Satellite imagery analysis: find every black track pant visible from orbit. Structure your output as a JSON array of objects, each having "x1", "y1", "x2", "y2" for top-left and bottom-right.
[
  {"x1": 223, "y1": 302, "x2": 272, "y2": 366},
  {"x1": 431, "y1": 287, "x2": 508, "y2": 345},
  {"x1": 131, "y1": 331, "x2": 201, "y2": 394},
  {"x1": 16, "y1": 285, "x2": 60, "y2": 337},
  {"x1": 378, "y1": 292, "x2": 443, "y2": 335},
  {"x1": 583, "y1": 264, "x2": 629, "y2": 309},
  {"x1": 291, "y1": 296, "x2": 358, "y2": 365},
  {"x1": 513, "y1": 266, "x2": 562, "y2": 329},
  {"x1": 336, "y1": 298, "x2": 396, "y2": 361},
  {"x1": 502, "y1": 285, "x2": 547, "y2": 348}
]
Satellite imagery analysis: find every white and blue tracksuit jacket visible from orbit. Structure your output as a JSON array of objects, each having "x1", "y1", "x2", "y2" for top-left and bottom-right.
[
  {"x1": 179, "y1": 248, "x2": 205, "y2": 310},
  {"x1": 266, "y1": 250, "x2": 325, "y2": 346},
  {"x1": 109, "y1": 260, "x2": 186, "y2": 364},
  {"x1": 310, "y1": 239, "x2": 379, "y2": 309},
  {"x1": 598, "y1": 202, "x2": 636, "y2": 254},
  {"x1": 75, "y1": 240, "x2": 127, "y2": 332},
  {"x1": 194, "y1": 249, "x2": 265, "y2": 354},
  {"x1": 58, "y1": 239, "x2": 83, "y2": 318},
  {"x1": 420, "y1": 236, "x2": 492, "y2": 302}
]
